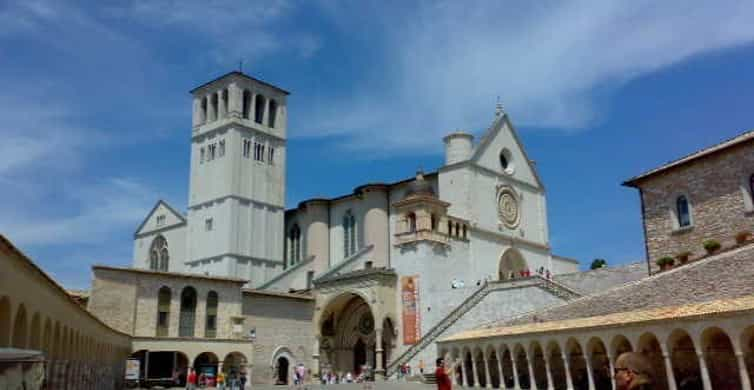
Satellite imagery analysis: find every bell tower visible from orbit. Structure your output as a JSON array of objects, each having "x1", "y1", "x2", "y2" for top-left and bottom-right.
[{"x1": 185, "y1": 72, "x2": 289, "y2": 286}]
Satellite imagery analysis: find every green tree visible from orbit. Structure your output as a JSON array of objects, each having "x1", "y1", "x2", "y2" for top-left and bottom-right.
[{"x1": 590, "y1": 258, "x2": 607, "y2": 270}]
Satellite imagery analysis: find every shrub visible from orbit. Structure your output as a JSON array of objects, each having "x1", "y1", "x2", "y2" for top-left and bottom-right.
[
  {"x1": 703, "y1": 239, "x2": 721, "y2": 254},
  {"x1": 590, "y1": 258, "x2": 607, "y2": 270},
  {"x1": 735, "y1": 231, "x2": 751, "y2": 244},
  {"x1": 656, "y1": 256, "x2": 675, "y2": 267}
]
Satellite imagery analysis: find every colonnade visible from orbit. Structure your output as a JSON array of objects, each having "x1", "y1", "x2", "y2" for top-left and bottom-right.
[
  {"x1": 440, "y1": 316, "x2": 754, "y2": 390},
  {"x1": 0, "y1": 294, "x2": 130, "y2": 364}
]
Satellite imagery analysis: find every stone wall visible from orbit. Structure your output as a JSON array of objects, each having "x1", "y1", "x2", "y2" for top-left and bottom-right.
[
  {"x1": 554, "y1": 262, "x2": 647, "y2": 295},
  {"x1": 494, "y1": 242, "x2": 754, "y2": 327},
  {"x1": 408, "y1": 282, "x2": 566, "y2": 373},
  {"x1": 89, "y1": 266, "x2": 245, "y2": 339},
  {"x1": 636, "y1": 141, "x2": 754, "y2": 272},
  {"x1": 242, "y1": 291, "x2": 315, "y2": 385}
]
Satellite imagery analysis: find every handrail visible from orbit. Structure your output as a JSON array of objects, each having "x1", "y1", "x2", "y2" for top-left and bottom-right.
[{"x1": 385, "y1": 276, "x2": 582, "y2": 377}]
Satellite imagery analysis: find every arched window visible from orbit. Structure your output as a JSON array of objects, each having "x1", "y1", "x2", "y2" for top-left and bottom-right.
[
  {"x1": 676, "y1": 196, "x2": 691, "y2": 227},
  {"x1": 149, "y1": 236, "x2": 169, "y2": 272},
  {"x1": 268, "y1": 99, "x2": 278, "y2": 128},
  {"x1": 242, "y1": 90, "x2": 252, "y2": 119},
  {"x1": 205, "y1": 291, "x2": 218, "y2": 338},
  {"x1": 407, "y1": 213, "x2": 417, "y2": 233},
  {"x1": 431, "y1": 214, "x2": 437, "y2": 231},
  {"x1": 254, "y1": 94, "x2": 266, "y2": 124},
  {"x1": 210, "y1": 93, "x2": 218, "y2": 121},
  {"x1": 289, "y1": 224, "x2": 302, "y2": 264},
  {"x1": 156, "y1": 287, "x2": 171, "y2": 337},
  {"x1": 221, "y1": 89, "x2": 229, "y2": 117},
  {"x1": 343, "y1": 211, "x2": 357, "y2": 257},
  {"x1": 201, "y1": 97, "x2": 208, "y2": 123},
  {"x1": 749, "y1": 174, "x2": 754, "y2": 203},
  {"x1": 179, "y1": 287, "x2": 197, "y2": 337}
]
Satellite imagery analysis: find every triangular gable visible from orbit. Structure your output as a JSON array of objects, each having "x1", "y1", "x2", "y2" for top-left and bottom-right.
[
  {"x1": 134, "y1": 199, "x2": 187, "y2": 236},
  {"x1": 470, "y1": 114, "x2": 544, "y2": 189}
]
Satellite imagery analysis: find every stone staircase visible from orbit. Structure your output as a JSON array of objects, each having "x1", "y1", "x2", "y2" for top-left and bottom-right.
[{"x1": 385, "y1": 276, "x2": 581, "y2": 378}]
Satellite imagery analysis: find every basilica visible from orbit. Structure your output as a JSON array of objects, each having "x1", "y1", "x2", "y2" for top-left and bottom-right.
[{"x1": 85, "y1": 71, "x2": 585, "y2": 384}]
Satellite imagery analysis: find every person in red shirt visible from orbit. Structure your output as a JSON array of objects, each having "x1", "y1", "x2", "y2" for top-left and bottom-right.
[
  {"x1": 187, "y1": 368, "x2": 197, "y2": 390},
  {"x1": 435, "y1": 357, "x2": 453, "y2": 390}
]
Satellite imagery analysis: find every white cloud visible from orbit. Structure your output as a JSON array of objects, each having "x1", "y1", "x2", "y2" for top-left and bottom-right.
[
  {"x1": 0, "y1": 177, "x2": 156, "y2": 247},
  {"x1": 300, "y1": 0, "x2": 754, "y2": 152}
]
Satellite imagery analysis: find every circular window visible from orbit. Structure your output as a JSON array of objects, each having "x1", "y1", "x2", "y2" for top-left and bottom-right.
[
  {"x1": 358, "y1": 315, "x2": 374, "y2": 335},
  {"x1": 499, "y1": 149, "x2": 514, "y2": 174},
  {"x1": 497, "y1": 187, "x2": 520, "y2": 228}
]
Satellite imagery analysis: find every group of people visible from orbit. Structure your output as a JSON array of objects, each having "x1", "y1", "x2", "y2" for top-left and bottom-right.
[
  {"x1": 185, "y1": 367, "x2": 246, "y2": 390},
  {"x1": 320, "y1": 365, "x2": 372, "y2": 384},
  {"x1": 452, "y1": 267, "x2": 555, "y2": 289},
  {"x1": 434, "y1": 352, "x2": 661, "y2": 390}
]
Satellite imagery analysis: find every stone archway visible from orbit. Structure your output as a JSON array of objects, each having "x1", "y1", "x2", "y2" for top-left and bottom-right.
[
  {"x1": 499, "y1": 248, "x2": 527, "y2": 280},
  {"x1": 317, "y1": 292, "x2": 379, "y2": 378}
]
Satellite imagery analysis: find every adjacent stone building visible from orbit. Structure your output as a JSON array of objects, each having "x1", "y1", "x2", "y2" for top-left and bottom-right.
[{"x1": 623, "y1": 130, "x2": 754, "y2": 273}]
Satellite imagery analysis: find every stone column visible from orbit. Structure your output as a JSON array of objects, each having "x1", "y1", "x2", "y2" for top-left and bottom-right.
[
  {"x1": 262, "y1": 98, "x2": 270, "y2": 127},
  {"x1": 696, "y1": 352, "x2": 712, "y2": 390},
  {"x1": 192, "y1": 97, "x2": 202, "y2": 127},
  {"x1": 472, "y1": 355, "x2": 480, "y2": 388},
  {"x1": 483, "y1": 355, "x2": 492, "y2": 388},
  {"x1": 208, "y1": 93, "x2": 217, "y2": 122},
  {"x1": 312, "y1": 337, "x2": 321, "y2": 380},
  {"x1": 228, "y1": 82, "x2": 242, "y2": 118},
  {"x1": 527, "y1": 353, "x2": 537, "y2": 390},
  {"x1": 511, "y1": 356, "x2": 521, "y2": 390},
  {"x1": 662, "y1": 353, "x2": 677, "y2": 390},
  {"x1": 250, "y1": 92, "x2": 257, "y2": 122},
  {"x1": 584, "y1": 355, "x2": 595, "y2": 390},
  {"x1": 736, "y1": 352, "x2": 752, "y2": 390},
  {"x1": 375, "y1": 329, "x2": 385, "y2": 380},
  {"x1": 496, "y1": 354, "x2": 505, "y2": 389},
  {"x1": 561, "y1": 353, "x2": 574, "y2": 390},
  {"x1": 219, "y1": 90, "x2": 227, "y2": 118},
  {"x1": 543, "y1": 355, "x2": 554, "y2": 390}
]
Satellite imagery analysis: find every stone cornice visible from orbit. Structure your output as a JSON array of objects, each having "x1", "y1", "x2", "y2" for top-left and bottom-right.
[
  {"x1": 192, "y1": 119, "x2": 286, "y2": 143},
  {"x1": 189, "y1": 195, "x2": 284, "y2": 210},
  {"x1": 471, "y1": 225, "x2": 550, "y2": 251}
]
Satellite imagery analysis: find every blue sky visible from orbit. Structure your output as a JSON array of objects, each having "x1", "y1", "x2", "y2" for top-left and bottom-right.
[{"x1": 3, "y1": 1, "x2": 754, "y2": 289}]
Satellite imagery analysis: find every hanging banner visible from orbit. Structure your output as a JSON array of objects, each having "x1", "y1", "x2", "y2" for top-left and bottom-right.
[{"x1": 401, "y1": 275, "x2": 421, "y2": 345}]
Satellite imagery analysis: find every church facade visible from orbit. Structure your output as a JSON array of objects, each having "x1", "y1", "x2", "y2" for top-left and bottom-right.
[{"x1": 90, "y1": 71, "x2": 581, "y2": 384}]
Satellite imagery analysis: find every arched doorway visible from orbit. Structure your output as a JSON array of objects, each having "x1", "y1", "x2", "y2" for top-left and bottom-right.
[
  {"x1": 668, "y1": 329, "x2": 702, "y2": 389},
  {"x1": 317, "y1": 292, "x2": 381, "y2": 378},
  {"x1": 194, "y1": 352, "x2": 219, "y2": 382},
  {"x1": 0, "y1": 296, "x2": 11, "y2": 347},
  {"x1": 277, "y1": 356, "x2": 290, "y2": 385},
  {"x1": 702, "y1": 327, "x2": 740, "y2": 389},
  {"x1": 354, "y1": 339, "x2": 367, "y2": 374},
  {"x1": 637, "y1": 332, "x2": 668, "y2": 390},
  {"x1": 499, "y1": 248, "x2": 527, "y2": 280}
]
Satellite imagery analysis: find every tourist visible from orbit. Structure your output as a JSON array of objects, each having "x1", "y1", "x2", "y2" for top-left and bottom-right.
[
  {"x1": 186, "y1": 368, "x2": 197, "y2": 390},
  {"x1": 614, "y1": 352, "x2": 654, "y2": 390},
  {"x1": 217, "y1": 370, "x2": 225, "y2": 390},
  {"x1": 345, "y1": 371, "x2": 353, "y2": 383},
  {"x1": 435, "y1": 357, "x2": 453, "y2": 390},
  {"x1": 419, "y1": 359, "x2": 425, "y2": 374},
  {"x1": 240, "y1": 371, "x2": 247, "y2": 389}
]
